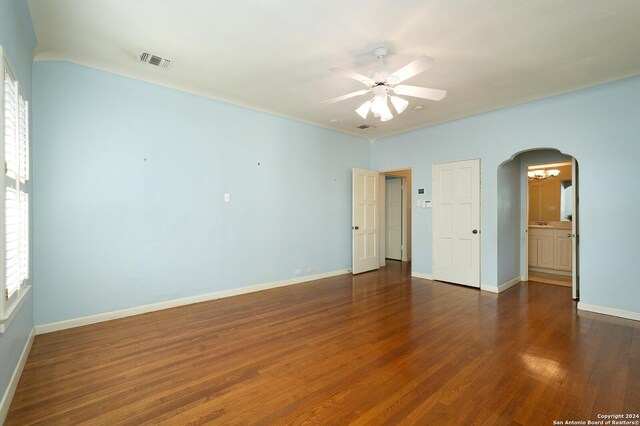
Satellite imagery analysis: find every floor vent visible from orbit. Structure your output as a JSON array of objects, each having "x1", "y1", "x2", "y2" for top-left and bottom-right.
[{"x1": 138, "y1": 50, "x2": 172, "y2": 69}]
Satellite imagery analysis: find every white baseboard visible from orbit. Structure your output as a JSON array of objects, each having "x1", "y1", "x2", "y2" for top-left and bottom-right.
[
  {"x1": 577, "y1": 302, "x2": 640, "y2": 322},
  {"x1": 0, "y1": 327, "x2": 35, "y2": 424},
  {"x1": 481, "y1": 276, "x2": 522, "y2": 294},
  {"x1": 36, "y1": 269, "x2": 350, "y2": 335},
  {"x1": 411, "y1": 272, "x2": 433, "y2": 280}
]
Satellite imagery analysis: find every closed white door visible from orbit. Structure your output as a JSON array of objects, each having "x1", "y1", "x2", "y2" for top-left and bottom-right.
[
  {"x1": 352, "y1": 168, "x2": 380, "y2": 274},
  {"x1": 386, "y1": 178, "x2": 402, "y2": 260},
  {"x1": 432, "y1": 159, "x2": 481, "y2": 287}
]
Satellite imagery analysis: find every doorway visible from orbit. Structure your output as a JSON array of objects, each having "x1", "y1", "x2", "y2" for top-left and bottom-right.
[
  {"x1": 498, "y1": 149, "x2": 579, "y2": 300},
  {"x1": 378, "y1": 169, "x2": 412, "y2": 267},
  {"x1": 527, "y1": 161, "x2": 573, "y2": 288},
  {"x1": 385, "y1": 177, "x2": 403, "y2": 261}
]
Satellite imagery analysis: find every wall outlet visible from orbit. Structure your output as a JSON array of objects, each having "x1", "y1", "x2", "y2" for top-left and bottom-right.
[
  {"x1": 307, "y1": 266, "x2": 315, "y2": 273},
  {"x1": 294, "y1": 268, "x2": 302, "y2": 275},
  {"x1": 224, "y1": 193, "x2": 230, "y2": 202}
]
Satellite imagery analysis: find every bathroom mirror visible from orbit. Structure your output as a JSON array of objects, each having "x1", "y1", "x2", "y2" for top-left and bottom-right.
[
  {"x1": 560, "y1": 180, "x2": 573, "y2": 222},
  {"x1": 528, "y1": 163, "x2": 572, "y2": 222}
]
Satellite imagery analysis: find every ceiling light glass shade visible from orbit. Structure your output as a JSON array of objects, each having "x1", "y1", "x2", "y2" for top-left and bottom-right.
[
  {"x1": 527, "y1": 169, "x2": 561, "y2": 180},
  {"x1": 370, "y1": 95, "x2": 387, "y2": 115},
  {"x1": 355, "y1": 100, "x2": 372, "y2": 119},
  {"x1": 390, "y1": 96, "x2": 409, "y2": 114},
  {"x1": 379, "y1": 103, "x2": 393, "y2": 122}
]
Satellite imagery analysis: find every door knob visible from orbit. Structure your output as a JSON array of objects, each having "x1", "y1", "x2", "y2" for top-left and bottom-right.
[
  {"x1": 353, "y1": 226, "x2": 359, "y2": 230},
  {"x1": 567, "y1": 233, "x2": 571, "y2": 237},
  {"x1": 472, "y1": 229, "x2": 478, "y2": 234}
]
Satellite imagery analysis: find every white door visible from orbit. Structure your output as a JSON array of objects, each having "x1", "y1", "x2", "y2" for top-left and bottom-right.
[
  {"x1": 385, "y1": 178, "x2": 402, "y2": 260},
  {"x1": 572, "y1": 158, "x2": 579, "y2": 299},
  {"x1": 433, "y1": 159, "x2": 481, "y2": 287},
  {"x1": 352, "y1": 168, "x2": 380, "y2": 274}
]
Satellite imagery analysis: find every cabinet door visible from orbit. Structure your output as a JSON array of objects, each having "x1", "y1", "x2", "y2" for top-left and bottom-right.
[
  {"x1": 555, "y1": 231, "x2": 573, "y2": 271},
  {"x1": 537, "y1": 236, "x2": 555, "y2": 269},
  {"x1": 528, "y1": 235, "x2": 538, "y2": 267}
]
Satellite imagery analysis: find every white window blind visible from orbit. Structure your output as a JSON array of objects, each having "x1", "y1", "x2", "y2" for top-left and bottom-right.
[
  {"x1": 5, "y1": 188, "x2": 20, "y2": 297},
  {"x1": 18, "y1": 94, "x2": 29, "y2": 182},
  {"x1": 19, "y1": 191, "x2": 28, "y2": 281},
  {"x1": 3, "y1": 60, "x2": 29, "y2": 301},
  {"x1": 4, "y1": 72, "x2": 18, "y2": 179}
]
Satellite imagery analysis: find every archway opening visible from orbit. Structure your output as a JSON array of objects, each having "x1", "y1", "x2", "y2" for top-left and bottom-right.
[{"x1": 498, "y1": 148, "x2": 579, "y2": 300}]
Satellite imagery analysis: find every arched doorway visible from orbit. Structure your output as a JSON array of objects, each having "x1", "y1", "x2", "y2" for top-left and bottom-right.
[{"x1": 498, "y1": 148, "x2": 579, "y2": 300}]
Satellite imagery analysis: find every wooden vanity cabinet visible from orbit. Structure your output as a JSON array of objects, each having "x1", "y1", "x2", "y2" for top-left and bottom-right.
[{"x1": 528, "y1": 227, "x2": 572, "y2": 273}]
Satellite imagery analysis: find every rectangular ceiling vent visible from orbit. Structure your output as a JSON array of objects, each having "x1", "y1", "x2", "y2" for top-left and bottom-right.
[{"x1": 138, "y1": 50, "x2": 172, "y2": 70}]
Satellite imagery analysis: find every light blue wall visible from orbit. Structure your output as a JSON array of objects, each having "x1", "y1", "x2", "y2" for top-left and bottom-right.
[
  {"x1": 0, "y1": 0, "x2": 35, "y2": 99},
  {"x1": 497, "y1": 159, "x2": 520, "y2": 284},
  {"x1": 32, "y1": 61, "x2": 370, "y2": 325},
  {"x1": 0, "y1": 0, "x2": 36, "y2": 406},
  {"x1": 371, "y1": 75, "x2": 640, "y2": 314}
]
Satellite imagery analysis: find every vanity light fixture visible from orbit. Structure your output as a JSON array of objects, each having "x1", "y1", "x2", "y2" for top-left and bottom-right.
[{"x1": 527, "y1": 169, "x2": 561, "y2": 181}]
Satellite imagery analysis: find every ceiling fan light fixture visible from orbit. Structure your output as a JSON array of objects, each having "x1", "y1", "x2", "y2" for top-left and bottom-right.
[
  {"x1": 370, "y1": 95, "x2": 387, "y2": 115},
  {"x1": 380, "y1": 103, "x2": 393, "y2": 122},
  {"x1": 355, "y1": 100, "x2": 372, "y2": 119},
  {"x1": 323, "y1": 47, "x2": 445, "y2": 124},
  {"x1": 390, "y1": 96, "x2": 409, "y2": 114}
]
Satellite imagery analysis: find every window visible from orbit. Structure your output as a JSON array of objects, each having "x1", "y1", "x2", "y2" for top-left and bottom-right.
[{"x1": 0, "y1": 47, "x2": 30, "y2": 331}]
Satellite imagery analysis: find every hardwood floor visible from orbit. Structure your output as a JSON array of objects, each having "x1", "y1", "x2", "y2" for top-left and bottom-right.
[{"x1": 7, "y1": 262, "x2": 640, "y2": 425}]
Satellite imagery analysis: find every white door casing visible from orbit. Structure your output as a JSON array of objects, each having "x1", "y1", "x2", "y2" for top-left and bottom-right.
[
  {"x1": 572, "y1": 158, "x2": 579, "y2": 299},
  {"x1": 352, "y1": 168, "x2": 380, "y2": 274},
  {"x1": 385, "y1": 178, "x2": 402, "y2": 260},
  {"x1": 432, "y1": 159, "x2": 481, "y2": 287}
]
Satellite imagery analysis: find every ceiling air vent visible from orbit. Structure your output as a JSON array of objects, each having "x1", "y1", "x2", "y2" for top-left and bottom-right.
[
  {"x1": 138, "y1": 50, "x2": 172, "y2": 69},
  {"x1": 356, "y1": 124, "x2": 375, "y2": 130}
]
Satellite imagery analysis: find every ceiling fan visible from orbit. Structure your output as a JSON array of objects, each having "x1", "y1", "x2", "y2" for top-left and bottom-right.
[{"x1": 322, "y1": 47, "x2": 447, "y2": 122}]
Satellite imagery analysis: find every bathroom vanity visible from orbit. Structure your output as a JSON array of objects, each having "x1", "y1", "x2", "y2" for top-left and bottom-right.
[{"x1": 528, "y1": 223, "x2": 572, "y2": 274}]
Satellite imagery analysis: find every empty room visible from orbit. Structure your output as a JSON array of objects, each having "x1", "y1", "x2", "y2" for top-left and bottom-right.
[{"x1": 1, "y1": 1, "x2": 639, "y2": 424}]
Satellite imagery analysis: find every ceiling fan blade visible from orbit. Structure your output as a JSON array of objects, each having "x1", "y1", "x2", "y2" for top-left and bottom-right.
[
  {"x1": 321, "y1": 89, "x2": 371, "y2": 105},
  {"x1": 392, "y1": 85, "x2": 447, "y2": 101},
  {"x1": 389, "y1": 56, "x2": 435, "y2": 84},
  {"x1": 329, "y1": 67, "x2": 374, "y2": 87}
]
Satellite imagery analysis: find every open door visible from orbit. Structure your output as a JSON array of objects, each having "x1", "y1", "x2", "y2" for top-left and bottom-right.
[
  {"x1": 352, "y1": 168, "x2": 380, "y2": 274},
  {"x1": 432, "y1": 159, "x2": 481, "y2": 287},
  {"x1": 572, "y1": 158, "x2": 579, "y2": 299}
]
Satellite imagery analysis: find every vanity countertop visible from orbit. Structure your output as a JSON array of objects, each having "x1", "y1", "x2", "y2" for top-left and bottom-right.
[{"x1": 529, "y1": 222, "x2": 572, "y2": 230}]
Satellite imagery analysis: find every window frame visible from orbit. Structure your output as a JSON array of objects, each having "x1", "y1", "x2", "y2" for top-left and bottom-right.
[{"x1": 0, "y1": 46, "x2": 31, "y2": 333}]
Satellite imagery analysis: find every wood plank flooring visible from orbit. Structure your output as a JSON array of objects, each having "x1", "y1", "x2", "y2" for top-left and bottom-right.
[{"x1": 7, "y1": 261, "x2": 640, "y2": 425}]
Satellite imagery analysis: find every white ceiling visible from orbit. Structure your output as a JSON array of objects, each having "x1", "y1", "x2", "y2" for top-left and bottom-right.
[{"x1": 27, "y1": 0, "x2": 640, "y2": 140}]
